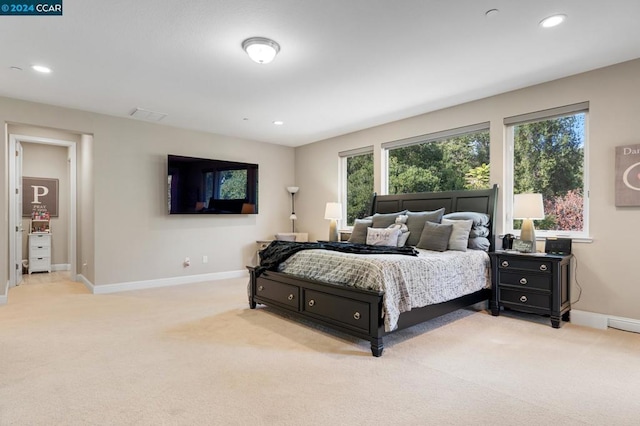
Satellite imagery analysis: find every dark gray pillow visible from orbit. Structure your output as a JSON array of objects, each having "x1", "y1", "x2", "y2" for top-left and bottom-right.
[
  {"x1": 371, "y1": 211, "x2": 407, "y2": 228},
  {"x1": 443, "y1": 211, "x2": 490, "y2": 227},
  {"x1": 468, "y1": 236, "x2": 491, "y2": 251},
  {"x1": 348, "y1": 219, "x2": 373, "y2": 244},
  {"x1": 416, "y1": 221, "x2": 453, "y2": 252},
  {"x1": 405, "y1": 208, "x2": 445, "y2": 246}
]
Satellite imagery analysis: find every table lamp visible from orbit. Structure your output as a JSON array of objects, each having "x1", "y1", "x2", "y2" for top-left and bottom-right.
[
  {"x1": 324, "y1": 202, "x2": 342, "y2": 242},
  {"x1": 513, "y1": 193, "x2": 544, "y2": 252}
]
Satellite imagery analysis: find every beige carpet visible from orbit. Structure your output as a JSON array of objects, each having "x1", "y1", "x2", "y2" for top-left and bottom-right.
[{"x1": 1, "y1": 273, "x2": 639, "y2": 425}]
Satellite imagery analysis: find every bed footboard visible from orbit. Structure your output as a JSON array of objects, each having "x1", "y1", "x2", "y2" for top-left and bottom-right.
[{"x1": 248, "y1": 266, "x2": 387, "y2": 356}]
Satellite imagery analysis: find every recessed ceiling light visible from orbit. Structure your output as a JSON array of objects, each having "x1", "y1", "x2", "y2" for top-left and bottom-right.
[
  {"x1": 31, "y1": 65, "x2": 52, "y2": 73},
  {"x1": 540, "y1": 14, "x2": 567, "y2": 28},
  {"x1": 273, "y1": 121, "x2": 284, "y2": 126}
]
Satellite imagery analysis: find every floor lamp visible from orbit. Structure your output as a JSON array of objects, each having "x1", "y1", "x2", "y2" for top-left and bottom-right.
[
  {"x1": 513, "y1": 193, "x2": 544, "y2": 252},
  {"x1": 287, "y1": 186, "x2": 299, "y2": 232},
  {"x1": 324, "y1": 202, "x2": 342, "y2": 242}
]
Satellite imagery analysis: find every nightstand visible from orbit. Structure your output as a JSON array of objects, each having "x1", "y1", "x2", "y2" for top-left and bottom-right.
[{"x1": 489, "y1": 251, "x2": 572, "y2": 328}]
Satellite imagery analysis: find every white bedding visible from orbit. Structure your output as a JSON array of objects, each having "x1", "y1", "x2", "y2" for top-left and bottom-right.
[{"x1": 278, "y1": 248, "x2": 491, "y2": 332}]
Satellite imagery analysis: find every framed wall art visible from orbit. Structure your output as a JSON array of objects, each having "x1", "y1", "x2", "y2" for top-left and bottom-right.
[
  {"x1": 615, "y1": 144, "x2": 640, "y2": 207},
  {"x1": 22, "y1": 177, "x2": 59, "y2": 217}
]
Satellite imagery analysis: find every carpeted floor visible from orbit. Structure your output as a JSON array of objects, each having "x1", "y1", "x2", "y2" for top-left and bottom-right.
[{"x1": 1, "y1": 273, "x2": 639, "y2": 425}]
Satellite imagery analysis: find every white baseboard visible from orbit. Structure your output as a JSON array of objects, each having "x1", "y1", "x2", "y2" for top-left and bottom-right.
[
  {"x1": 52, "y1": 263, "x2": 71, "y2": 272},
  {"x1": 89, "y1": 270, "x2": 248, "y2": 295},
  {"x1": 571, "y1": 309, "x2": 640, "y2": 334},
  {"x1": 76, "y1": 274, "x2": 95, "y2": 293},
  {"x1": 0, "y1": 280, "x2": 8, "y2": 305}
]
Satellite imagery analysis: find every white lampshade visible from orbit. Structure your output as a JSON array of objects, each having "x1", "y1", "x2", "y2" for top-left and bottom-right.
[
  {"x1": 286, "y1": 186, "x2": 299, "y2": 194},
  {"x1": 513, "y1": 193, "x2": 544, "y2": 219},
  {"x1": 324, "y1": 202, "x2": 342, "y2": 220},
  {"x1": 242, "y1": 37, "x2": 280, "y2": 64}
]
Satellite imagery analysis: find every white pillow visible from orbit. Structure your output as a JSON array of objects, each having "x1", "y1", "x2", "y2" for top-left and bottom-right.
[
  {"x1": 397, "y1": 231, "x2": 411, "y2": 247},
  {"x1": 366, "y1": 227, "x2": 401, "y2": 246},
  {"x1": 441, "y1": 218, "x2": 473, "y2": 251}
]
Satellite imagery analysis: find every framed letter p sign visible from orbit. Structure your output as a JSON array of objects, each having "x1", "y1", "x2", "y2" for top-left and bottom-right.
[{"x1": 22, "y1": 177, "x2": 59, "y2": 217}]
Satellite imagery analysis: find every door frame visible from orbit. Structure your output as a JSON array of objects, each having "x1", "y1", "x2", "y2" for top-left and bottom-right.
[{"x1": 8, "y1": 134, "x2": 77, "y2": 288}]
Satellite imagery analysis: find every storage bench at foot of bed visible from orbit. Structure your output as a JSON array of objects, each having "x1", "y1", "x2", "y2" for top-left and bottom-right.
[{"x1": 248, "y1": 267, "x2": 386, "y2": 356}]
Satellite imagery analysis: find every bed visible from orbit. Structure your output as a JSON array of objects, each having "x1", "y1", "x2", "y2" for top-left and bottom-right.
[{"x1": 247, "y1": 185, "x2": 498, "y2": 357}]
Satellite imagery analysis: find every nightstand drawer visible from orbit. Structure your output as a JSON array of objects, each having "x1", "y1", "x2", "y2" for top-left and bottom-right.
[
  {"x1": 499, "y1": 288, "x2": 550, "y2": 310},
  {"x1": 255, "y1": 279, "x2": 299, "y2": 309},
  {"x1": 303, "y1": 290, "x2": 370, "y2": 332},
  {"x1": 498, "y1": 258, "x2": 552, "y2": 273},
  {"x1": 499, "y1": 271, "x2": 551, "y2": 291}
]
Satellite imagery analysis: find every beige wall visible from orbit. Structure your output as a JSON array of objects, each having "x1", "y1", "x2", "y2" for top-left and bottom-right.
[
  {"x1": 295, "y1": 58, "x2": 640, "y2": 321},
  {"x1": 1, "y1": 97, "x2": 295, "y2": 293}
]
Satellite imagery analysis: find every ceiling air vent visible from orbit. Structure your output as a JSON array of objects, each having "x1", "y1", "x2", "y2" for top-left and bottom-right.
[{"x1": 130, "y1": 107, "x2": 167, "y2": 122}]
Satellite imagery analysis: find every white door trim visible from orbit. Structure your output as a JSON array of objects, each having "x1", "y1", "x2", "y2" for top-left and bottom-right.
[{"x1": 8, "y1": 134, "x2": 77, "y2": 289}]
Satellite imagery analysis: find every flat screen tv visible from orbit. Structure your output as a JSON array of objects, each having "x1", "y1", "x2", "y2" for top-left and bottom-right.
[{"x1": 168, "y1": 154, "x2": 258, "y2": 214}]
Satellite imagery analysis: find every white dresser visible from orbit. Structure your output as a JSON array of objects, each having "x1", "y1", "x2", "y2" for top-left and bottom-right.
[{"x1": 28, "y1": 233, "x2": 52, "y2": 274}]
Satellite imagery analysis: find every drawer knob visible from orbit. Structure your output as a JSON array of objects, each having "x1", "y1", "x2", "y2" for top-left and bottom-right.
[
  {"x1": 287, "y1": 294, "x2": 294, "y2": 301},
  {"x1": 501, "y1": 260, "x2": 509, "y2": 267},
  {"x1": 519, "y1": 278, "x2": 528, "y2": 285},
  {"x1": 539, "y1": 264, "x2": 548, "y2": 271},
  {"x1": 353, "y1": 312, "x2": 361, "y2": 320},
  {"x1": 308, "y1": 299, "x2": 315, "y2": 307},
  {"x1": 520, "y1": 295, "x2": 528, "y2": 303},
  {"x1": 257, "y1": 285, "x2": 264, "y2": 291}
]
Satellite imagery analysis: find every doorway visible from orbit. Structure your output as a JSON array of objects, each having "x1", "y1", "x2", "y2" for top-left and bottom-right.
[{"x1": 8, "y1": 134, "x2": 77, "y2": 290}]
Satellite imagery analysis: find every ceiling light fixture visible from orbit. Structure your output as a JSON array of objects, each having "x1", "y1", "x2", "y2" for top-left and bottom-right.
[
  {"x1": 540, "y1": 14, "x2": 567, "y2": 28},
  {"x1": 242, "y1": 37, "x2": 280, "y2": 64},
  {"x1": 273, "y1": 120, "x2": 284, "y2": 125},
  {"x1": 31, "y1": 65, "x2": 51, "y2": 73}
]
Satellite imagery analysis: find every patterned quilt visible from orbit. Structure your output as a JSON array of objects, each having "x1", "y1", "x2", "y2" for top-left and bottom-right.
[{"x1": 278, "y1": 248, "x2": 491, "y2": 332}]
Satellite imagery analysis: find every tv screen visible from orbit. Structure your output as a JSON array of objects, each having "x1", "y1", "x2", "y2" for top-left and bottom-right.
[{"x1": 167, "y1": 154, "x2": 258, "y2": 214}]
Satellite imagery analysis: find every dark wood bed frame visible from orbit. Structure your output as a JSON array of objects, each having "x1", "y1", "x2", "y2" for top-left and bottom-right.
[{"x1": 248, "y1": 185, "x2": 498, "y2": 356}]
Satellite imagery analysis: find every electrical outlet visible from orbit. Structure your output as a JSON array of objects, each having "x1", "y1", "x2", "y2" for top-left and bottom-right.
[
  {"x1": 202, "y1": 255, "x2": 208, "y2": 263},
  {"x1": 184, "y1": 257, "x2": 190, "y2": 267}
]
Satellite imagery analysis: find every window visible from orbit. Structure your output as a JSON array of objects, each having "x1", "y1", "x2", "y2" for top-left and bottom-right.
[
  {"x1": 505, "y1": 102, "x2": 589, "y2": 238},
  {"x1": 340, "y1": 147, "x2": 374, "y2": 226},
  {"x1": 382, "y1": 123, "x2": 490, "y2": 194}
]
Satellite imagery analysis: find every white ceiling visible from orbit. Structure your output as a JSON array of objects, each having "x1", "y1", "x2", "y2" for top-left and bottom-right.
[{"x1": 2, "y1": 1, "x2": 640, "y2": 147}]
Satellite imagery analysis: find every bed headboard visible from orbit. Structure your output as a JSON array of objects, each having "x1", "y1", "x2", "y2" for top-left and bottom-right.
[{"x1": 370, "y1": 184, "x2": 498, "y2": 251}]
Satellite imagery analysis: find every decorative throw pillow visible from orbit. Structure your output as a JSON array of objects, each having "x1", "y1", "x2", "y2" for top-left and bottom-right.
[
  {"x1": 371, "y1": 210, "x2": 407, "y2": 228},
  {"x1": 275, "y1": 233, "x2": 296, "y2": 242},
  {"x1": 416, "y1": 221, "x2": 453, "y2": 252},
  {"x1": 405, "y1": 208, "x2": 446, "y2": 247},
  {"x1": 348, "y1": 219, "x2": 373, "y2": 244},
  {"x1": 366, "y1": 227, "x2": 401, "y2": 246},
  {"x1": 441, "y1": 218, "x2": 473, "y2": 251},
  {"x1": 397, "y1": 231, "x2": 411, "y2": 247}
]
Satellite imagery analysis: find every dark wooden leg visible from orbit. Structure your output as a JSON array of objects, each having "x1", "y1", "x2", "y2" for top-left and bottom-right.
[
  {"x1": 562, "y1": 311, "x2": 570, "y2": 322},
  {"x1": 370, "y1": 338, "x2": 384, "y2": 357},
  {"x1": 249, "y1": 299, "x2": 256, "y2": 309},
  {"x1": 490, "y1": 302, "x2": 500, "y2": 316},
  {"x1": 551, "y1": 315, "x2": 561, "y2": 328}
]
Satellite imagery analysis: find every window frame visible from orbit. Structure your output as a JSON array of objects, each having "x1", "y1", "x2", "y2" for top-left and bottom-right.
[
  {"x1": 504, "y1": 102, "x2": 590, "y2": 240},
  {"x1": 339, "y1": 146, "x2": 374, "y2": 228},
  {"x1": 381, "y1": 122, "x2": 491, "y2": 195}
]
